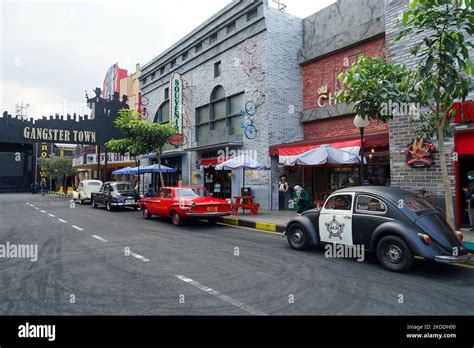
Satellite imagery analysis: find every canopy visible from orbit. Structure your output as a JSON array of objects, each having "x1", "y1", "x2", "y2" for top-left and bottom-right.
[
  {"x1": 278, "y1": 139, "x2": 361, "y2": 166},
  {"x1": 113, "y1": 164, "x2": 176, "y2": 175},
  {"x1": 215, "y1": 154, "x2": 270, "y2": 171}
]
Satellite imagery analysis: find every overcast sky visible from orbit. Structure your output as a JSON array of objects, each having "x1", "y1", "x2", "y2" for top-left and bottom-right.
[{"x1": 1, "y1": 0, "x2": 335, "y2": 118}]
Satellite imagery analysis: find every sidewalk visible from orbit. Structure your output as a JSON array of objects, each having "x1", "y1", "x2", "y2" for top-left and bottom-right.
[{"x1": 219, "y1": 210, "x2": 296, "y2": 233}]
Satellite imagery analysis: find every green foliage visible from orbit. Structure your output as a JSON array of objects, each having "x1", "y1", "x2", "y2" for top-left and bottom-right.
[
  {"x1": 39, "y1": 155, "x2": 76, "y2": 180},
  {"x1": 336, "y1": 56, "x2": 419, "y2": 121}
]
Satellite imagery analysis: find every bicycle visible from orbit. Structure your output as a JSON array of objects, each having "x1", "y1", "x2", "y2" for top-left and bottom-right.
[{"x1": 239, "y1": 104, "x2": 258, "y2": 140}]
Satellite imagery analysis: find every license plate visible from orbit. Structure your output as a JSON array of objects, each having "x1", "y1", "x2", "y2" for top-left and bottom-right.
[
  {"x1": 126, "y1": 200, "x2": 134, "y2": 204},
  {"x1": 207, "y1": 206, "x2": 218, "y2": 212}
]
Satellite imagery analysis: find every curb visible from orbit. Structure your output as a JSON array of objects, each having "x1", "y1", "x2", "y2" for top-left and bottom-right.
[
  {"x1": 48, "y1": 191, "x2": 73, "y2": 198},
  {"x1": 218, "y1": 216, "x2": 285, "y2": 233}
]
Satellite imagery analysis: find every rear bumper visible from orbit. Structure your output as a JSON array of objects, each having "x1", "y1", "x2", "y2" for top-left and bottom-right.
[
  {"x1": 185, "y1": 212, "x2": 231, "y2": 218},
  {"x1": 435, "y1": 254, "x2": 474, "y2": 264},
  {"x1": 111, "y1": 202, "x2": 138, "y2": 207}
]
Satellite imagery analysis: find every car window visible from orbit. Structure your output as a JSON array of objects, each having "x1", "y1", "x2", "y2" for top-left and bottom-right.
[
  {"x1": 355, "y1": 195, "x2": 387, "y2": 213},
  {"x1": 88, "y1": 182, "x2": 101, "y2": 187},
  {"x1": 114, "y1": 183, "x2": 134, "y2": 192},
  {"x1": 102, "y1": 184, "x2": 109, "y2": 192},
  {"x1": 165, "y1": 189, "x2": 173, "y2": 198},
  {"x1": 324, "y1": 195, "x2": 352, "y2": 211},
  {"x1": 176, "y1": 188, "x2": 209, "y2": 197},
  {"x1": 400, "y1": 196, "x2": 434, "y2": 212}
]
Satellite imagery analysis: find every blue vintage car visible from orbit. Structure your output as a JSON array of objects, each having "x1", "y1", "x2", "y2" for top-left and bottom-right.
[{"x1": 284, "y1": 186, "x2": 472, "y2": 272}]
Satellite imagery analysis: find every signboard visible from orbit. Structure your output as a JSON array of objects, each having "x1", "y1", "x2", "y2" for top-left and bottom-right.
[
  {"x1": 37, "y1": 143, "x2": 50, "y2": 186},
  {"x1": 405, "y1": 138, "x2": 436, "y2": 168},
  {"x1": 169, "y1": 72, "x2": 183, "y2": 134},
  {"x1": 453, "y1": 100, "x2": 474, "y2": 124}
]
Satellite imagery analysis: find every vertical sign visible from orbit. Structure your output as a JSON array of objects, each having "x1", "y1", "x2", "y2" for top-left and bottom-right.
[
  {"x1": 169, "y1": 72, "x2": 183, "y2": 134},
  {"x1": 38, "y1": 143, "x2": 50, "y2": 186}
]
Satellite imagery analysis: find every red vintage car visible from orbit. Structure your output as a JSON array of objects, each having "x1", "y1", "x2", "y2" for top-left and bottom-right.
[{"x1": 138, "y1": 186, "x2": 232, "y2": 226}]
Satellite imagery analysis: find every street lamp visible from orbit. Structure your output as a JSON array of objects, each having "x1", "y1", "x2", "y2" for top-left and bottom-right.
[{"x1": 353, "y1": 115, "x2": 370, "y2": 185}]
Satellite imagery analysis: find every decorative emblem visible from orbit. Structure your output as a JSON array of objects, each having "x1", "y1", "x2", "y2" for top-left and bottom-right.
[
  {"x1": 325, "y1": 215, "x2": 345, "y2": 240},
  {"x1": 405, "y1": 138, "x2": 436, "y2": 168}
]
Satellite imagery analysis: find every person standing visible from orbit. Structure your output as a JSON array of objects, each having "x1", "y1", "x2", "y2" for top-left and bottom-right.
[
  {"x1": 278, "y1": 175, "x2": 289, "y2": 210},
  {"x1": 463, "y1": 187, "x2": 474, "y2": 231}
]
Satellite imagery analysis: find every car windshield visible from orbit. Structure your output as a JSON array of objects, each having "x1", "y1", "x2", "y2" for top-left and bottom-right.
[
  {"x1": 87, "y1": 182, "x2": 101, "y2": 186},
  {"x1": 114, "y1": 184, "x2": 134, "y2": 192},
  {"x1": 176, "y1": 188, "x2": 209, "y2": 197},
  {"x1": 400, "y1": 196, "x2": 434, "y2": 212}
]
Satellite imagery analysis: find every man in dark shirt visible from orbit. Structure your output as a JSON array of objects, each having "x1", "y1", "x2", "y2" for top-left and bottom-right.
[
  {"x1": 146, "y1": 184, "x2": 157, "y2": 198},
  {"x1": 463, "y1": 187, "x2": 474, "y2": 230}
]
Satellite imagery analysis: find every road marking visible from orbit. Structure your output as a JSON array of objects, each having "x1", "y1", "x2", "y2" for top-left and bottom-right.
[
  {"x1": 129, "y1": 251, "x2": 150, "y2": 262},
  {"x1": 58, "y1": 219, "x2": 67, "y2": 223},
  {"x1": 72, "y1": 225, "x2": 84, "y2": 231},
  {"x1": 175, "y1": 275, "x2": 266, "y2": 316},
  {"x1": 91, "y1": 235, "x2": 108, "y2": 243},
  {"x1": 34, "y1": 207, "x2": 39, "y2": 210},
  {"x1": 48, "y1": 214, "x2": 56, "y2": 217},
  {"x1": 40, "y1": 210, "x2": 46, "y2": 213}
]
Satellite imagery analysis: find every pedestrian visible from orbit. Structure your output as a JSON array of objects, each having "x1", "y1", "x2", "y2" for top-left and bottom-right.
[
  {"x1": 294, "y1": 185, "x2": 313, "y2": 214},
  {"x1": 278, "y1": 175, "x2": 289, "y2": 210},
  {"x1": 40, "y1": 182, "x2": 46, "y2": 196},
  {"x1": 463, "y1": 186, "x2": 474, "y2": 231},
  {"x1": 146, "y1": 184, "x2": 157, "y2": 198}
]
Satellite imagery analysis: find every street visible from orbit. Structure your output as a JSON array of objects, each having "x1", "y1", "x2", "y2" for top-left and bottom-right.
[{"x1": 1, "y1": 193, "x2": 473, "y2": 316}]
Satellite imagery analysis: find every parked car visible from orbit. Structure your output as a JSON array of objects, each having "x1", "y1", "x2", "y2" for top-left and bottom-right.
[
  {"x1": 72, "y1": 180, "x2": 103, "y2": 204},
  {"x1": 91, "y1": 181, "x2": 139, "y2": 211},
  {"x1": 284, "y1": 186, "x2": 472, "y2": 272},
  {"x1": 139, "y1": 186, "x2": 232, "y2": 226}
]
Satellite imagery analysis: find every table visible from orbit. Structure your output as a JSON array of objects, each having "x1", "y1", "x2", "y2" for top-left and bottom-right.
[{"x1": 233, "y1": 196, "x2": 259, "y2": 215}]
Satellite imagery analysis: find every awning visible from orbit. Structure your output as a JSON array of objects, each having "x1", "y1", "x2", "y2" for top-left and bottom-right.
[
  {"x1": 278, "y1": 139, "x2": 362, "y2": 166},
  {"x1": 200, "y1": 159, "x2": 219, "y2": 168}
]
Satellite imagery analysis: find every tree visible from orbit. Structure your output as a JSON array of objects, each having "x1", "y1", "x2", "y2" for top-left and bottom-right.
[
  {"x1": 39, "y1": 155, "x2": 76, "y2": 193},
  {"x1": 396, "y1": 0, "x2": 474, "y2": 228},
  {"x1": 106, "y1": 109, "x2": 175, "y2": 188}
]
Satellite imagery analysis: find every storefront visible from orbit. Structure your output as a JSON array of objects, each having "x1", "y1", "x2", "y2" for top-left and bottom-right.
[
  {"x1": 199, "y1": 152, "x2": 232, "y2": 199},
  {"x1": 454, "y1": 100, "x2": 474, "y2": 227}
]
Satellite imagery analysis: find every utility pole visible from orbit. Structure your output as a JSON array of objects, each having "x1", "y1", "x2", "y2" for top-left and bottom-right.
[{"x1": 15, "y1": 101, "x2": 30, "y2": 118}]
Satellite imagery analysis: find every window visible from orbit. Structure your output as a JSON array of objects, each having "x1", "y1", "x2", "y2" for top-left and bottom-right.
[
  {"x1": 247, "y1": 8, "x2": 258, "y2": 21},
  {"x1": 151, "y1": 72, "x2": 155, "y2": 80},
  {"x1": 324, "y1": 195, "x2": 353, "y2": 211},
  {"x1": 164, "y1": 87, "x2": 169, "y2": 100},
  {"x1": 226, "y1": 21, "x2": 236, "y2": 34},
  {"x1": 154, "y1": 100, "x2": 170, "y2": 124},
  {"x1": 182, "y1": 51, "x2": 188, "y2": 61},
  {"x1": 209, "y1": 32, "x2": 218, "y2": 44},
  {"x1": 195, "y1": 42, "x2": 202, "y2": 53},
  {"x1": 160, "y1": 66, "x2": 165, "y2": 75},
  {"x1": 400, "y1": 196, "x2": 434, "y2": 212},
  {"x1": 143, "y1": 76, "x2": 147, "y2": 84},
  {"x1": 214, "y1": 61, "x2": 222, "y2": 78},
  {"x1": 356, "y1": 195, "x2": 387, "y2": 213},
  {"x1": 170, "y1": 59, "x2": 176, "y2": 68}
]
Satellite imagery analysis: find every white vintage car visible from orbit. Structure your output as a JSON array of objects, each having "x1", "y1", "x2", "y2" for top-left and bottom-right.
[{"x1": 72, "y1": 180, "x2": 103, "y2": 204}]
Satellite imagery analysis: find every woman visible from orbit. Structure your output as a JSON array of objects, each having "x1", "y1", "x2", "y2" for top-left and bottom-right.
[
  {"x1": 294, "y1": 185, "x2": 313, "y2": 214},
  {"x1": 278, "y1": 175, "x2": 289, "y2": 210},
  {"x1": 463, "y1": 187, "x2": 474, "y2": 231}
]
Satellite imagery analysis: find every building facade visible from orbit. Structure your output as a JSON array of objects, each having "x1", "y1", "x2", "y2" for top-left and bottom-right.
[{"x1": 140, "y1": 0, "x2": 303, "y2": 210}]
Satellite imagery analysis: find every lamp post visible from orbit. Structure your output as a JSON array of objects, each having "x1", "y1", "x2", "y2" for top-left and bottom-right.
[{"x1": 353, "y1": 115, "x2": 370, "y2": 185}]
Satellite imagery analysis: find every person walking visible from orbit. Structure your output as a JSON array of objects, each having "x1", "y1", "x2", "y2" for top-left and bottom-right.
[
  {"x1": 294, "y1": 185, "x2": 313, "y2": 214},
  {"x1": 463, "y1": 186, "x2": 474, "y2": 231},
  {"x1": 278, "y1": 175, "x2": 289, "y2": 210}
]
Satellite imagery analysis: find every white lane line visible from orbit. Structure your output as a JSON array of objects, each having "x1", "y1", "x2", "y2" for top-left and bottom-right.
[
  {"x1": 41, "y1": 210, "x2": 46, "y2": 213},
  {"x1": 34, "y1": 207, "x2": 39, "y2": 210},
  {"x1": 91, "y1": 235, "x2": 108, "y2": 243},
  {"x1": 48, "y1": 214, "x2": 56, "y2": 217},
  {"x1": 58, "y1": 219, "x2": 67, "y2": 223},
  {"x1": 72, "y1": 225, "x2": 84, "y2": 231},
  {"x1": 129, "y1": 251, "x2": 150, "y2": 262},
  {"x1": 175, "y1": 275, "x2": 266, "y2": 316}
]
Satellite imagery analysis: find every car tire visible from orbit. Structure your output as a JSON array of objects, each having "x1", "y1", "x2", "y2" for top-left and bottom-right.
[
  {"x1": 171, "y1": 211, "x2": 183, "y2": 226},
  {"x1": 92, "y1": 199, "x2": 97, "y2": 209},
  {"x1": 376, "y1": 235, "x2": 414, "y2": 272},
  {"x1": 287, "y1": 223, "x2": 309, "y2": 251},
  {"x1": 142, "y1": 206, "x2": 152, "y2": 219},
  {"x1": 106, "y1": 201, "x2": 114, "y2": 212}
]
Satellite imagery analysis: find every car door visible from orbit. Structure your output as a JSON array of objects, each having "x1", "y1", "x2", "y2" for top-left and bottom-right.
[
  {"x1": 352, "y1": 194, "x2": 389, "y2": 247},
  {"x1": 148, "y1": 188, "x2": 164, "y2": 215},
  {"x1": 96, "y1": 184, "x2": 106, "y2": 204},
  {"x1": 159, "y1": 189, "x2": 174, "y2": 216},
  {"x1": 319, "y1": 193, "x2": 355, "y2": 246}
]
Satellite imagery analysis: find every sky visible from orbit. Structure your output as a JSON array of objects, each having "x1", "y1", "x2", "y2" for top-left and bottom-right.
[{"x1": 0, "y1": 0, "x2": 336, "y2": 118}]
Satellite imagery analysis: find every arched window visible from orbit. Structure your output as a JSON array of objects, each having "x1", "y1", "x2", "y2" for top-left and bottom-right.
[
  {"x1": 210, "y1": 86, "x2": 226, "y2": 131},
  {"x1": 154, "y1": 100, "x2": 170, "y2": 124},
  {"x1": 210, "y1": 85, "x2": 225, "y2": 101}
]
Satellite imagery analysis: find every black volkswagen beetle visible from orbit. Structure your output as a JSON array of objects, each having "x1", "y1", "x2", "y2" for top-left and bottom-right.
[
  {"x1": 91, "y1": 181, "x2": 139, "y2": 211},
  {"x1": 285, "y1": 186, "x2": 472, "y2": 272}
]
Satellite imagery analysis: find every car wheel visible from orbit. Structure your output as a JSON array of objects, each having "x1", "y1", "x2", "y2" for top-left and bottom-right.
[
  {"x1": 142, "y1": 206, "x2": 152, "y2": 219},
  {"x1": 171, "y1": 211, "x2": 183, "y2": 226},
  {"x1": 106, "y1": 201, "x2": 114, "y2": 212},
  {"x1": 376, "y1": 235, "x2": 414, "y2": 272},
  {"x1": 287, "y1": 223, "x2": 309, "y2": 251},
  {"x1": 92, "y1": 199, "x2": 97, "y2": 209}
]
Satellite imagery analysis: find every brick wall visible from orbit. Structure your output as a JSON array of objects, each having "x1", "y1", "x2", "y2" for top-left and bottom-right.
[
  {"x1": 304, "y1": 115, "x2": 388, "y2": 141},
  {"x1": 302, "y1": 36, "x2": 385, "y2": 111}
]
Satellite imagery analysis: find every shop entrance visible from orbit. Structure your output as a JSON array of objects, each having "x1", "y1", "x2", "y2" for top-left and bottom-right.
[
  {"x1": 457, "y1": 154, "x2": 474, "y2": 226},
  {"x1": 203, "y1": 166, "x2": 232, "y2": 199}
]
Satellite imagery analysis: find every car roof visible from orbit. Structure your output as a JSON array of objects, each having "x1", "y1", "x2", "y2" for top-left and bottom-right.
[
  {"x1": 105, "y1": 181, "x2": 131, "y2": 185},
  {"x1": 161, "y1": 186, "x2": 203, "y2": 190},
  {"x1": 334, "y1": 186, "x2": 414, "y2": 204},
  {"x1": 81, "y1": 180, "x2": 102, "y2": 183}
]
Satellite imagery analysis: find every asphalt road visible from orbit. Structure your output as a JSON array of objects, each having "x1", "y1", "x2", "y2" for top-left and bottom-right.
[{"x1": 0, "y1": 193, "x2": 473, "y2": 315}]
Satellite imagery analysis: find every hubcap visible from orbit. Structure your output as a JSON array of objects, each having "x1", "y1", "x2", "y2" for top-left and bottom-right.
[
  {"x1": 385, "y1": 244, "x2": 403, "y2": 264},
  {"x1": 292, "y1": 229, "x2": 304, "y2": 244}
]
